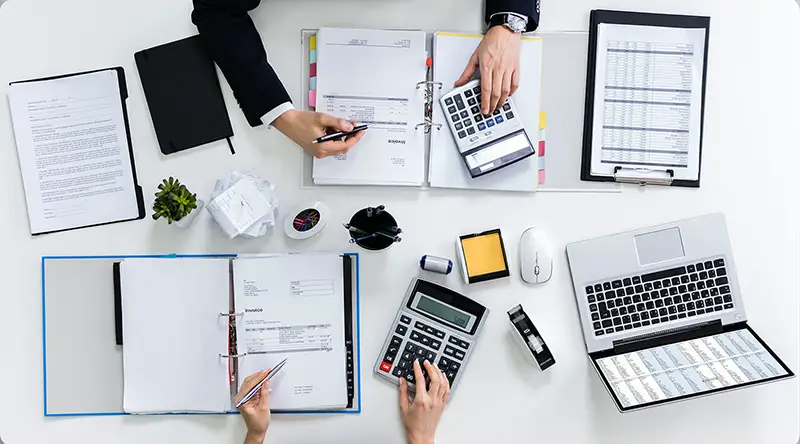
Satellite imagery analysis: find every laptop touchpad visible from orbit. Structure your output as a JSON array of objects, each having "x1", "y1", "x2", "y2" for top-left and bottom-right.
[{"x1": 634, "y1": 228, "x2": 685, "y2": 266}]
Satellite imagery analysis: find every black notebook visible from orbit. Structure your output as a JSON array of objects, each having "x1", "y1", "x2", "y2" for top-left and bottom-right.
[{"x1": 135, "y1": 36, "x2": 234, "y2": 155}]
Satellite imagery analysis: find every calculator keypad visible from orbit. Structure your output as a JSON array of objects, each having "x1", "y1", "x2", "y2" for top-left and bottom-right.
[
  {"x1": 440, "y1": 80, "x2": 522, "y2": 158},
  {"x1": 379, "y1": 316, "x2": 471, "y2": 387}
]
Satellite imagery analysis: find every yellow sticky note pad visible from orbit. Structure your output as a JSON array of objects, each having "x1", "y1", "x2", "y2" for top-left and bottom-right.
[{"x1": 459, "y1": 230, "x2": 510, "y2": 283}]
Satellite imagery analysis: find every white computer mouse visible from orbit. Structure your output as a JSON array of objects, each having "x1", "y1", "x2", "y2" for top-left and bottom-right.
[{"x1": 520, "y1": 227, "x2": 553, "y2": 284}]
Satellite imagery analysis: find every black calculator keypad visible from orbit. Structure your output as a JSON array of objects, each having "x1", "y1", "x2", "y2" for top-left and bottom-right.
[{"x1": 382, "y1": 316, "x2": 471, "y2": 390}]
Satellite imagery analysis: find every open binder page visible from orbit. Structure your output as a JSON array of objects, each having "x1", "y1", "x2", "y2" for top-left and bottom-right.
[
  {"x1": 8, "y1": 70, "x2": 141, "y2": 234},
  {"x1": 233, "y1": 254, "x2": 348, "y2": 410},
  {"x1": 121, "y1": 258, "x2": 232, "y2": 413},
  {"x1": 429, "y1": 33, "x2": 542, "y2": 192},
  {"x1": 589, "y1": 24, "x2": 706, "y2": 181},
  {"x1": 313, "y1": 28, "x2": 427, "y2": 186}
]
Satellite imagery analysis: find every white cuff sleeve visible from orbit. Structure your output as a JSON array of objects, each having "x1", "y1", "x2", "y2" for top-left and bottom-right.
[{"x1": 261, "y1": 102, "x2": 295, "y2": 128}]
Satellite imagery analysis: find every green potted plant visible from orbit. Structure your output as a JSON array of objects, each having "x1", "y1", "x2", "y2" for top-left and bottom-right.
[{"x1": 152, "y1": 177, "x2": 203, "y2": 228}]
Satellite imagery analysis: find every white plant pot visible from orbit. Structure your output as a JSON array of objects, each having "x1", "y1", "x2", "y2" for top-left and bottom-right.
[{"x1": 173, "y1": 199, "x2": 204, "y2": 228}]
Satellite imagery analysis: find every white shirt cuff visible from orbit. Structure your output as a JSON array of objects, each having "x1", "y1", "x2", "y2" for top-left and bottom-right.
[{"x1": 261, "y1": 102, "x2": 295, "y2": 128}]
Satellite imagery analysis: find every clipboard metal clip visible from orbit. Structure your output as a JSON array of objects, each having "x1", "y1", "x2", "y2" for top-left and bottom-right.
[{"x1": 613, "y1": 167, "x2": 674, "y2": 187}]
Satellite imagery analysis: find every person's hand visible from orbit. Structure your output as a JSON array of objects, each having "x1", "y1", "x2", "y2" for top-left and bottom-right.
[
  {"x1": 455, "y1": 25, "x2": 522, "y2": 115},
  {"x1": 399, "y1": 360, "x2": 451, "y2": 444},
  {"x1": 236, "y1": 370, "x2": 272, "y2": 444},
  {"x1": 272, "y1": 109, "x2": 365, "y2": 159}
]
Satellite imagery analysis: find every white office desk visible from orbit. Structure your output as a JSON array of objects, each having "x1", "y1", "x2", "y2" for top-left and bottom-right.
[{"x1": 0, "y1": 0, "x2": 798, "y2": 443}]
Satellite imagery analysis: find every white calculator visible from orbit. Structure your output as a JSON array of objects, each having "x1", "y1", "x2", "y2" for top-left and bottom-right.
[
  {"x1": 439, "y1": 79, "x2": 536, "y2": 178},
  {"x1": 373, "y1": 278, "x2": 489, "y2": 396}
]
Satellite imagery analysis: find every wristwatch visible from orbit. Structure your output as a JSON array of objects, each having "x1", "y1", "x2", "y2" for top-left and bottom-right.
[{"x1": 488, "y1": 13, "x2": 529, "y2": 33}]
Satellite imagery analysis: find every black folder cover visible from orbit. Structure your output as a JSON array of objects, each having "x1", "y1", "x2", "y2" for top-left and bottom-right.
[
  {"x1": 134, "y1": 36, "x2": 234, "y2": 155},
  {"x1": 581, "y1": 10, "x2": 711, "y2": 188},
  {"x1": 10, "y1": 67, "x2": 147, "y2": 235}
]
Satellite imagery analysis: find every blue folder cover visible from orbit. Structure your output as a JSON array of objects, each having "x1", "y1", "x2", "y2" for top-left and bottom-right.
[{"x1": 42, "y1": 253, "x2": 361, "y2": 416}]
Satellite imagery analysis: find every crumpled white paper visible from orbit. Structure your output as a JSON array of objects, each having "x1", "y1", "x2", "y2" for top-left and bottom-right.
[{"x1": 208, "y1": 170, "x2": 279, "y2": 239}]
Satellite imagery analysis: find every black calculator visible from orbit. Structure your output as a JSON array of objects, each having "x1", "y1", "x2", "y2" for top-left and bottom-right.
[
  {"x1": 439, "y1": 79, "x2": 535, "y2": 178},
  {"x1": 374, "y1": 278, "x2": 489, "y2": 395}
]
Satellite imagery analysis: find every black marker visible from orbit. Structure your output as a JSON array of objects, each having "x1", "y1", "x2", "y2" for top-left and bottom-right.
[{"x1": 312, "y1": 124, "x2": 370, "y2": 144}]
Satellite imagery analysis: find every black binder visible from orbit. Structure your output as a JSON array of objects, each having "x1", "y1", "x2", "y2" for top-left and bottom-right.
[
  {"x1": 135, "y1": 36, "x2": 234, "y2": 155},
  {"x1": 10, "y1": 67, "x2": 147, "y2": 235},
  {"x1": 581, "y1": 10, "x2": 711, "y2": 188}
]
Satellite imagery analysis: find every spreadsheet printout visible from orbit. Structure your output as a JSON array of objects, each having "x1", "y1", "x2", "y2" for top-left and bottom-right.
[
  {"x1": 596, "y1": 329, "x2": 790, "y2": 408},
  {"x1": 589, "y1": 24, "x2": 706, "y2": 181}
]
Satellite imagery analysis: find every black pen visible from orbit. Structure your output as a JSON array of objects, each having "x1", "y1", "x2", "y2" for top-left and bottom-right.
[{"x1": 312, "y1": 124, "x2": 370, "y2": 144}]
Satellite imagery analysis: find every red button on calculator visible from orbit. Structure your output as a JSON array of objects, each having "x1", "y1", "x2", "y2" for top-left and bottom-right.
[{"x1": 379, "y1": 361, "x2": 392, "y2": 373}]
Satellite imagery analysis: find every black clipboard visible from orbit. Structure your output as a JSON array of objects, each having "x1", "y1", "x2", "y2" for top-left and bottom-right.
[
  {"x1": 580, "y1": 10, "x2": 711, "y2": 188},
  {"x1": 10, "y1": 67, "x2": 147, "y2": 235},
  {"x1": 134, "y1": 36, "x2": 235, "y2": 155}
]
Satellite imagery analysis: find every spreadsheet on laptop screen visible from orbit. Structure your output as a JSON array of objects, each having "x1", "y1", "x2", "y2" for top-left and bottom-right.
[{"x1": 594, "y1": 327, "x2": 792, "y2": 410}]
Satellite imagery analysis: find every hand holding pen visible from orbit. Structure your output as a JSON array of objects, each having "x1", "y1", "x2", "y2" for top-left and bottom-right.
[{"x1": 272, "y1": 110, "x2": 368, "y2": 159}]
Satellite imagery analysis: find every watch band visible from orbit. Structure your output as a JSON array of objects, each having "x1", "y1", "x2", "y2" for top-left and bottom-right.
[{"x1": 488, "y1": 12, "x2": 528, "y2": 33}]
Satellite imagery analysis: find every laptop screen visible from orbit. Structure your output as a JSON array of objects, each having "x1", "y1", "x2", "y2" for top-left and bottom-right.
[{"x1": 592, "y1": 325, "x2": 794, "y2": 411}]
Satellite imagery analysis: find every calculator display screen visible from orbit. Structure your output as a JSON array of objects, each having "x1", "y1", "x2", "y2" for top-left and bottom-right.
[{"x1": 415, "y1": 294, "x2": 474, "y2": 330}]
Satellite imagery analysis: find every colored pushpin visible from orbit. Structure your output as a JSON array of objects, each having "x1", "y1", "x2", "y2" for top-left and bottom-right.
[{"x1": 426, "y1": 57, "x2": 433, "y2": 68}]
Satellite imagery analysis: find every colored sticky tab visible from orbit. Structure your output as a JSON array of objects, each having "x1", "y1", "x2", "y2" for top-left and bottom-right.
[
  {"x1": 310, "y1": 63, "x2": 316, "y2": 77},
  {"x1": 310, "y1": 77, "x2": 316, "y2": 90},
  {"x1": 310, "y1": 50, "x2": 316, "y2": 64},
  {"x1": 538, "y1": 139, "x2": 546, "y2": 156},
  {"x1": 309, "y1": 90, "x2": 317, "y2": 108},
  {"x1": 310, "y1": 35, "x2": 316, "y2": 50},
  {"x1": 538, "y1": 112, "x2": 547, "y2": 130},
  {"x1": 538, "y1": 169, "x2": 545, "y2": 185}
]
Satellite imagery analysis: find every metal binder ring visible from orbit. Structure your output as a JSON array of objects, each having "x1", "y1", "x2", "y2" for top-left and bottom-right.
[
  {"x1": 219, "y1": 312, "x2": 245, "y2": 317},
  {"x1": 220, "y1": 353, "x2": 247, "y2": 359},
  {"x1": 415, "y1": 122, "x2": 443, "y2": 130},
  {"x1": 416, "y1": 80, "x2": 443, "y2": 90}
]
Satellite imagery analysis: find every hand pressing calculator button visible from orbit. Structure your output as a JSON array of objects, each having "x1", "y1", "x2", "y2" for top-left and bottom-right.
[
  {"x1": 439, "y1": 80, "x2": 535, "y2": 178},
  {"x1": 374, "y1": 278, "x2": 489, "y2": 396}
]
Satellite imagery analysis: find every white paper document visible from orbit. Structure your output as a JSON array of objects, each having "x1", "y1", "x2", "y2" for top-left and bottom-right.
[
  {"x1": 121, "y1": 258, "x2": 232, "y2": 414},
  {"x1": 590, "y1": 24, "x2": 707, "y2": 181},
  {"x1": 429, "y1": 33, "x2": 543, "y2": 192},
  {"x1": 234, "y1": 254, "x2": 348, "y2": 410},
  {"x1": 313, "y1": 28, "x2": 427, "y2": 186},
  {"x1": 8, "y1": 70, "x2": 141, "y2": 234}
]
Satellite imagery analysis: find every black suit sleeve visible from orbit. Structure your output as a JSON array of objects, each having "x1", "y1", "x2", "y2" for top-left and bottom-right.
[
  {"x1": 192, "y1": 0, "x2": 291, "y2": 127},
  {"x1": 485, "y1": 0, "x2": 541, "y2": 32}
]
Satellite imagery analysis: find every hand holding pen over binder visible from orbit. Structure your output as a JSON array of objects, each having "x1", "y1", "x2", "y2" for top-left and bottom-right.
[
  {"x1": 272, "y1": 110, "x2": 365, "y2": 159},
  {"x1": 235, "y1": 361, "x2": 287, "y2": 444}
]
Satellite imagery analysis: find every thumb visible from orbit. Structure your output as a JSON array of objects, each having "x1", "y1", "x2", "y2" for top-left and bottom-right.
[
  {"x1": 454, "y1": 51, "x2": 478, "y2": 86},
  {"x1": 398, "y1": 378, "x2": 410, "y2": 414},
  {"x1": 317, "y1": 113, "x2": 354, "y2": 132}
]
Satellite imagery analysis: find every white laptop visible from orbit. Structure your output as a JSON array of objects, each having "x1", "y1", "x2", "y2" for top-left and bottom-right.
[{"x1": 566, "y1": 213, "x2": 794, "y2": 412}]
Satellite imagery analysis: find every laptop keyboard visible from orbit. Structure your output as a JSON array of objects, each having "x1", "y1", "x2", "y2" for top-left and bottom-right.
[{"x1": 584, "y1": 257, "x2": 733, "y2": 337}]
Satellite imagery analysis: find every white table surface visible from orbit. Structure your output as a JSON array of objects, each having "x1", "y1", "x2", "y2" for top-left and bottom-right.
[{"x1": 1, "y1": 0, "x2": 799, "y2": 443}]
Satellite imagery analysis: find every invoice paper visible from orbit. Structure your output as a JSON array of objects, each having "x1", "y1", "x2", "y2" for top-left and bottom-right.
[
  {"x1": 313, "y1": 28, "x2": 427, "y2": 186},
  {"x1": 590, "y1": 24, "x2": 706, "y2": 181},
  {"x1": 8, "y1": 70, "x2": 141, "y2": 234},
  {"x1": 234, "y1": 254, "x2": 348, "y2": 410},
  {"x1": 596, "y1": 329, "x2": 789, "y2": 408}
]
